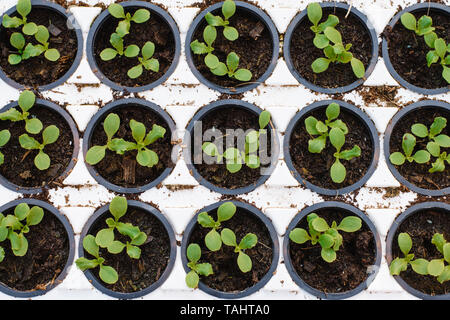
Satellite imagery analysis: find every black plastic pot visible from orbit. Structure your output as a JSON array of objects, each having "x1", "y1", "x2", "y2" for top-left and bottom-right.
[
  {"x1": 386, "y1": 201, "x2": 450, "y2": 300},
  {"x1": 283, "y1": 201, "x2": 382, "y2": 300},
  {"x1": 382, "y1": 3, "x2": 449, "y2": 95},
  {"x1": 283, "y1": 2, "x2": 378, "y2": 94},
  {"x1": 86, "y1": 1, "x2": 181, "y2": 93},
  {"x1": 181, "y1": 200, "x2": 279, "y2": 299},
  {"x1": 0, "y1": 98, "x2": 80, "y2": 194},
  {"x1": 184, "y1": 99, "x2": 280, "y2": 195},
  {"x1": 82, "y1": 98, "x2": 176, "y2": 194},
  {"x1": 284, "y1": 100, "x2": 379, "y2": 196},
  {"x1": 78, "y1": 200, "x2": 177, "y2": 299},
  {"x1": 185, "y1": 1, "x2": 279, "y2": 95},
  {"x1": 0, "y1": 198, "x2": 75, "y2": 298},
  {"x1": 384, "y1": 100, "x2": 450, "y2": 196},
  {"x1": 0, "y1": 0, "x2": 83, "y2": 91}
]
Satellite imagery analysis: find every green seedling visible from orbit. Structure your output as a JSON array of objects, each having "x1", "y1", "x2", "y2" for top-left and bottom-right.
[
  {"x1": 400, "y1": 13, "x2": 435, "y2": 36},
  {"x1": 8, "y1": 32, "x2": 40, "y2": 65},
  {"x1": 127, "y1": 41, "x2": 160, "y2": 79},
  {"x1": 100, "y1": 32, "x2": 140, "y2": 61},
  {"x1": 390, "y1": 233, "x2": 449, "y2": 284},
  {"x1": 0, "y1": 130, "x2": 11, "y2": 166},
  {"x1": 289, "y1": 213, "x2": 362, "y2": 263},
  {"x1": 328, "y1": 127, "x2": 361, "y2": 183},
  {"x1": 2, "y1": 0, "x2": 38, "y2": 36},
  {"x1": 108, "y1": 3, "x2": 150, "y2": 38},
  {"x1": 0, "y1": 90, "x2": 42, "y2": 134},
  {"x1": 202, "y1": 111, "x2": 271, "y2": 173},
  {"x1": 389, "y1": 133, "x2": 430, "y2": 166},
  {"x1": 197, "y1": 202, "x2": 236, "y2": 252},
  {"x1": 185, "y1": 243, "x2": 213, "y2": 288},
  {"x1": 19, "y1": 125, "x2": 60, "y2": 171},
  {"x1": 0, "y1": 203, "x2": 44, "y2": 262},
  {"x1": 208, "y1": 52, "x2": 252, "y2": 81},
  {"x1": 33, "y1": 25, "x2": 60, "y2": 61},
  {"x1": 204, "y1": 0, "x2": 238, "y2": 41},
  {"x1": 221, "y1": 228, "x2": 257, "y2": 273},
  {"x1": 307, "y1": 3, "x2": 365, "y2": 79}
]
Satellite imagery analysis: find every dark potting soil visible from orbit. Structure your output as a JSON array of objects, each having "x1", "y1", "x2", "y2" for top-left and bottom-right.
[
  {"x1": 191, "y1": 7, "x2": 273, "y2": 89},
  {"x1": 0, "y1": 208, "x2": 69, "y2": 291},
  {"x1": 188, "y1": 207, "x2": 273, "y2": 293},
  {"x1": 93, "y1": 7, "x2": 175, "y2": 88},
  {"x1": 289, "y1": 106, "x2": 374, "y2": 190},
  {"x1": 90, "y1": 105, "x2": 173, "y2": 188},
  {"x1": 191, "y1": 106, "x2": 273, "y2": 190},
  {"x1": 383, "y1": 8, "x2": 449, "y2": 90},
  {"x1": 0, "y1": 8, "x2": 78, "y2": 87},
  {"x1": 0, "y1": 105, "x2": 74, "y2": 188},
  {"x1": 289, "y1": 7, "x2": 372, "y2": 88},
  {"x1": 389, "y1": 108, "x2": 449, "y2": 190},
  {"x1": 392, "y1": 208, "x2": 450, "y2": 296},
  {"x1": 289, "y1": 209, "x2": 376, "y2": 294},
  {"x1": 87, "y1": 206, "x2": 171, "y2": 293}
]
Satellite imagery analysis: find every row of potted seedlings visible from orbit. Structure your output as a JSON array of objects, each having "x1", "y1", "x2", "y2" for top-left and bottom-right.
[{"x1": 0, "y1": 0, "x2": 448, "y2": 94}]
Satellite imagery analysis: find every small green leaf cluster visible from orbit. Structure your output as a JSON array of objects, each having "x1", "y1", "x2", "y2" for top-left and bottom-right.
[
  {"x1": 19, "y1": 125, "x2": 60, "y2": 170},
  {"x1": 75, "y1": 196, "x2": 148, "y2": 284},
  {"x1": 400, "y1": 13, "x2": 450, "y2": 83},
  {"x1": 0, "y1": 203, "x2": 44, "y2": 263},
  {"x1": 220, "y1": 228, "x2": 258, "y2": 272},
  {"x1": 190, "y1": 0, "x2": 252, "y2": 82},
  {"x1": 3, "y1": 0, "x2": 60, "y2": 65},
  {"x1": 185, "y1": 243, "x2": 213, "y2": 288},
  {"x1": 289, "y1": 213, "x2": 362, "y2": 263},
  {"x1": 202, "y1": 111, "x2": 271, "y2": 174},
  {"x1": 305, "y1": 103, "x2": 361, "y2": 183},
  {"x1": 307, "y1": 3, "x2": 365, "y2": 79},
  {"x1": 390, "y1": 117, "x2": 449, "y2": 173},
  {"x1": 390, "y1": 232, "x2": 449, "y2": 284},
  {"x1": 85, "y1": 113, "x2": 166, "y2": 168},
  {"x1": 0, "y1": 130, "x2": 11, "y2": 166},
  {"x1": 99, "y1": 4, "x2": 159, "y2": 79}
]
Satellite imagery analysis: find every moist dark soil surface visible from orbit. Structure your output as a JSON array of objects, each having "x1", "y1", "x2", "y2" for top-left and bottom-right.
[
  {"x1": 289, "y1": 7, "x2": 372, "y2": 89},
  {"x1": 289, "y1": 105, "x2": 374, "y2": 190},
  {"x1": 389, "y1": 107, "x2": 449, "y2": 190},
  {"x1": 90, "y1": 105, "x2": 173, "y2": 188},
  {"x1": 188, "y1": 207, "x2": 273, "y2": 293},
  {"x1": 383, "y1": 8, "x2": 449, "y2": 90},
  {"x1": 0, "y1": 105, "x2": 74, "y2": 188},
  {"x1": 191, "y1": 106, "x2": 273, "y2": 190},
  {"x1": 94, "y1": 7, "x2": 175, "y2": 88},
  {"x1": 392, "y1": 208, "x2": 450, "y2": 296},
  {"x1": 192, "y1": 7, "x2": 273, "y2": 89},
  {"x1": 0, "y1": 7, "x2": 78, "y2": 88},
  {"x1": 289, "y1": 209, "x2": 376, "y2": 294},
  {"x1": 0, "y1": 208, "x2": 69, "y2": 291},
  {"x1": 87, "y1": 207, "x2": 171, "y2": 293}
]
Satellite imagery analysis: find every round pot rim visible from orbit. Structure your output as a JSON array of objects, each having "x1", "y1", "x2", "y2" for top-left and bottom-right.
[
  {"x1": 0, "y1": 0, "x2": 84, "y2": 92},
  {"x1": 180, "y1": 200, "x2": 280, "y2": 299},
  {"x1": 86, "y1": 0, "x2": 181, "y2": 93},
  {"x1": 0, "y1": 98, "x2": 80, "y2": 194},
  {"x1": 383, "y1": 100, "x2": 450, "y2": 196},
  {"x1": 82, "y1": 98, "x2": 176, "y2": 194},
  {"x1": 0, "y1": 198, "x2": 75, "y2": 298},
  {"x1": 283, "y1": 2, "x2": 379, "y2": 94},
  {"x1": 385, "y1": 201, "x2": 450, "y2": 300},
  {"x1": 283, "y1": 201, "x2": 382, "y2": 300},
  {"x1": 381, "y1": 2, "x2": 450, "y2": 96},
  {"x1": 78, "y1": 199, "x2": 177, "y2": 300},
  {"x1": 184, "y1": 99, "x2": 280, "y2": 195},
  {"x1": 283, "y1": 99, "x2": 380, "y2": 196},
  {"x1": 185, "y1": 0, "x2": 279, "y2": 95}
]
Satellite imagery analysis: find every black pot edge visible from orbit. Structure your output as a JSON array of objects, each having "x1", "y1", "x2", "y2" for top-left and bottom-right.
[
  {"x1": 381, "y1": 2, "x2": 450, "y2": 96},
  {"x1": 385, "y1": 201, "x2": 450, "y2": 300},
  {"x1": 282, "y1": 201, "x2": 382, "y2": 300},
  {"x1": 383, "y1": 100, "x2": 450, "y2": 196},
  {"x1": 0, "y1": 0, "x2": 84, "y2": 92},
  {"x1": 183, "y1": 99, "x2": 280, "y2": 195},
  {"x1": 180, "y1": 200, "x2": 280, "y2": 299},
  {"x1": 283, "y1": 99, "x2": 380, "y2": 196},
  {"x1": 78, "y1": 199, "x2": 177, "y2": 300},
  {"x1": 0, "y1": 98, "x2": 80, "y2": 194},
  {"x1": 85, "y1": 1, "x2": 181, "y2": 93},
  {"x1": 0, "y1": 198, "x2": 75, "y2": 298},
  {"x1": 283, "y1": 2, "x2": 379, "y2": 94},
  {"x1": 82, "y1": 98, "x2": 177, "y2": 194},
  {"x1": 185, "y1": 0, "x2": 280, "y2": 95}
]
